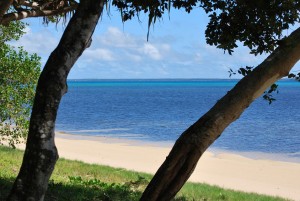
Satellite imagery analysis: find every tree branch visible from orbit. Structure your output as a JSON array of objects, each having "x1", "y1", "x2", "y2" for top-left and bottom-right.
[
  {"x1": 0, "y1": 0, "x2": 14, "y2": 23},
  {"x1": 1, "y1": 4, "x2": 77, "y2": 25}
]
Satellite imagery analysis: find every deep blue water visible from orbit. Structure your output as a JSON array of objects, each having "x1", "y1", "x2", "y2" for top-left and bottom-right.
[{"x1": 56, "y1": 79, "x2": 300, "y2": 157}]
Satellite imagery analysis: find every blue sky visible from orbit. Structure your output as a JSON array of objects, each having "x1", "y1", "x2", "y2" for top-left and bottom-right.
[{"x1": 12, "y1": 7, "x2": 300, "y2": 79}]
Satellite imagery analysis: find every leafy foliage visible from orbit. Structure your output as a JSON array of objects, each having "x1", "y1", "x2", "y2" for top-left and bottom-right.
[
  {"x1": 0, "y1": 22, "x2": 41, "y2": 148},
  {"x1": 229, "y1": 66, "x2": 254, "y2": 77},
  {"x1": 200, "y1": 0, "x2": 300, "y2": 55},
  {"x1": 0, "y1": 21, "x2": 26, "y2": 42}
]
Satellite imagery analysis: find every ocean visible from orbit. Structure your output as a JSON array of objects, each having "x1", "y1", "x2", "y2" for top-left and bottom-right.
[{"x1": 56, "y1": 79, "x2": 300, "y2": 160}]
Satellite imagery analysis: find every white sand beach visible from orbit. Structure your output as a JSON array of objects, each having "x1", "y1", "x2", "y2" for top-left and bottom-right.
[{"x1": 52, "y1": 132, "x2": 300, "y2": 201}]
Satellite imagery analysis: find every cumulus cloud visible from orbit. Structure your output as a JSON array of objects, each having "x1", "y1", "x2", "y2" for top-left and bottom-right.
[
  {"x1": 97, "y1": 26, "x2": 138, "y2": 48},
  {"x1": 10, "y1": 27, "x2": 58, "y2": 56},
  {"x1": 80, "y1": 26, "x2": 176, "y2": 65}
]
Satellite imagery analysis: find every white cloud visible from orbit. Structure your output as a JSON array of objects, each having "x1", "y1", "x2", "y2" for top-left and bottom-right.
[
  {"x1": 84, "y1": 48, "x2": 115, "y2": 61},
  {"x1": 10, "y1": 27, "x2": 58, "y2": 57},
  {"x1": 97, "y1": 26, "x2": 138, "y2": 48},
  {"x1": 81, "y1": 27, "x2": 176, "y2": 64},
  {"x1": 141, "y1": 43, "x2": 162, "y2": 60}
]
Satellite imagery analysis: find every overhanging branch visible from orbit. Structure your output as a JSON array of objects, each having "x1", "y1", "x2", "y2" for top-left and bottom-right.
[{"x1": 1, "y1": 4, "x2": 77, "y2": 25}]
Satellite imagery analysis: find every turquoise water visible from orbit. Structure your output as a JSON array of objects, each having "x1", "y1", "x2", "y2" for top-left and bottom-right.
[{"x1": 56, "y1": 79, "x2": 300, "y2": 158}]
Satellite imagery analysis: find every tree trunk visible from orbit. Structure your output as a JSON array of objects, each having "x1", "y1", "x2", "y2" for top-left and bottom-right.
[
  {"x1": 140, "y1": 28, "x2": 300, "y2": 201},
  {"x1": 7, "y1": 0, "x2": 105, "y2": 200}
]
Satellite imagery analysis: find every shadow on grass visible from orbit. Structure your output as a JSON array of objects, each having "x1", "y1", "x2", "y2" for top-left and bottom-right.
[
  {"x1": 0, "y1": 176, "x2": 143, "y2": 201},
  {"x1": 0, "y1": 176, "x2": 287, "y2": 201},
  {"x1": 0, "y1": 176, "x2": 190, "y2": 201}
]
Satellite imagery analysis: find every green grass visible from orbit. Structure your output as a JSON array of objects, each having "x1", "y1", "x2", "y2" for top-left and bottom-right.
[{"x1": 0, "y1": 146, "x2": 289, "y2": 201}]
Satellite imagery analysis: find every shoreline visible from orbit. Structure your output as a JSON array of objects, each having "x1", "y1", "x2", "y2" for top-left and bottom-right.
[
  {"x1": 57, "y1": 131, "x2": 300, "y2": 164},
  {"x1": 54, "y1": 132, "x2": 300, "y2": 201}
]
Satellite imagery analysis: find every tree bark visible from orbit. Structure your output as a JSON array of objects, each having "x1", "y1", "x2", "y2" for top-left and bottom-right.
[
  {"x1": 7, "y1": 0, "x2": 105, "y2": 200},
  {"x1": 0, "y1": 0, "x2": 13, "y2": 23},
  {"x1": 140, "y1": 28, "x2": 300, "y2": 201}
]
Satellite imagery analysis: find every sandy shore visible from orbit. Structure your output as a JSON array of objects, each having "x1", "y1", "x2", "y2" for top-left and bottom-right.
[{"x1": 51, "y1": 132, "x2": 300, "y2": 201}]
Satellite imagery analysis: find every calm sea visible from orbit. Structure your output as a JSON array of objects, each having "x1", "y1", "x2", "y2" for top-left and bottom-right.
[{"x1": 56, "y1": 79, "x2": 300, "y2": 159}]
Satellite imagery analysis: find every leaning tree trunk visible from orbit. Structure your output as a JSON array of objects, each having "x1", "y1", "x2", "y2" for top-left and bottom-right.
[
  {"x1": 140, "y1": 28, "x2": 300, "y2": 201},
  {"x1": 7, "y1": 0, "x2": 105, "y2": 200}
]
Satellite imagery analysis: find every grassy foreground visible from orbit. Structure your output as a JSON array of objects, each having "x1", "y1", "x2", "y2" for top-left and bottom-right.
[{"x1": 0, "y1": 146, "x2": 289, "y2": 201}]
